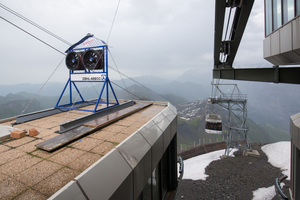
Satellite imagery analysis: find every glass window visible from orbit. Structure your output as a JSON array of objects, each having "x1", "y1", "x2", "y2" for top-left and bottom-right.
[
  {"x1": 297, "y1": 0, "x2": 300, "y2": 16},
  {"x1": 137, "y1": 178, "x2": 152, "y2": 200},
  {"x1": 161, "y1": 150, "x2": 169, "y2": 199},
  {"x1": 265, "y1": 0, "x2": 273, "y2": 35},
  {"x1": 273, "y1": 0, "x2": 282, "y2": 30},
  {"x1": 152, "y1": 167, "x2": 161, "y2": 199},
  {"x1": 283, "y1": 0, "x2": 295, "y2": 24}
]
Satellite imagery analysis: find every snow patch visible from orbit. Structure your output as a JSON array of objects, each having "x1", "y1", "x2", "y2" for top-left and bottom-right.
[
  {"x1": 179, "y1": 116, "x2": 190, "y2": 121},
  {"x1": 252, "y1": 186, "x2": 276, "y2": 200},
  {"x1": 183, "y1": 149, "x2": 237, "y2": 180},
  {"x1": 252, "y1": 141, "x2": 290, "y2": 200},
  {"x1": 261, "y1": 141, "x2": 290, "y2": 179}
]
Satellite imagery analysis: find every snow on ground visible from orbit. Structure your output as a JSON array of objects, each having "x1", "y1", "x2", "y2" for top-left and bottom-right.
[
  {"x1": 261, "y1": 141, "x2": 291, "y2": 179},
  {"x1": 181, "y1": 141, "x2": 291, "y2": 199},
  {"x1": 182, "y1": 149, "x2": 237, "y2": 180},
  {"x1": 252, "y1": 186, "x2": 276, "y2": 200},
  {"x1": 252, "y1": 141, "x2": 290, "y2": 200}
]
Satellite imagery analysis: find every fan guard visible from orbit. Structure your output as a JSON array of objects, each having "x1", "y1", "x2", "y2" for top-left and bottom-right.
[
  {"x1": 83, "y1": 49, "x2": 104, "y2": 70},
  {"x1": 65, "y1": 52, "x2": 84, "y2": 70}
]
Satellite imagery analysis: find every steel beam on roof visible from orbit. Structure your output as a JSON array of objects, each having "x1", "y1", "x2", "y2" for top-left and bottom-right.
[
  {"x1": 36, "y1": 102, "x2": 152, "y2": 151},
  {"x1": 213, "y1": 66, "x2": 300, "y2": 84},
  {"x1": 59, "y1": 100, "x2": 135, "y2": 133},
  {"x1": 15, "y1": 101, "x2": 94, "y2": 125}
]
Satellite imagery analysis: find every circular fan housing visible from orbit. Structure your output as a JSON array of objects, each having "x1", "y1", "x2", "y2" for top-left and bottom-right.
[
  {"x1": 65, "y1": 52, "x2": 83, "y2": 70},
  {"x1": 83, "y1": 49, "x2": 103, "y2": 70}
]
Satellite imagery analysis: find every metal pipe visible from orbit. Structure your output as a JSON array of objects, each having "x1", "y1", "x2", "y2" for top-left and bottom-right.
[{"x1": 275, "y1": 175, "x2": 289, "y2": 200}]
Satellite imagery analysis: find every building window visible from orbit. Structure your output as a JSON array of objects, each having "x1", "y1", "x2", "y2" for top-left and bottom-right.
[
  {"x1": 265, "y1": 0, "x2": 273, "y2": 35},
  {"x1": 152, "y1": 168, "x2": 161, "y2": 199},
  {"x1": 283, "y1": 0, "x2": 295, "y2": 24},
  {"x1": 273, "y1": 0, "x2": 282, "y2": 30},
  {"x1": 297, "y1": 0, "x2": 300, "y2": 16},
  {"x1": 265, "y1": 0, "x2": 299, "y2": 36},
  {"x1": 138, "y1": 134, "x2": 177, "y2": 200}
]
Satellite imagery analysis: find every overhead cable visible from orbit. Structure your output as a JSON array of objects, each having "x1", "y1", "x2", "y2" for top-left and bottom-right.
[
  {"x1": 0, "y1": 16, "x2": 65, "y2": 55},
  {"x1": 0, "y1": 3, "x2": 72, "y2": 45},
  {"x1": 111, "y1": 81, "x2": 143, "y2": 100},
  {"x1": 106, "y1": 0, "x2": 121, "y2": 45},
  {"x1": 109, "y1": 65, "x2": 168, "y2": 102},
  {"x1": 20, "y1": 57, "x2": 65, "y2": 116},
  {"x1": 108, "y1": 48, "x2": 129, "y2": 96},
  {"x1": 1, "y1": 2, "x2": 168, "y2": 104}
]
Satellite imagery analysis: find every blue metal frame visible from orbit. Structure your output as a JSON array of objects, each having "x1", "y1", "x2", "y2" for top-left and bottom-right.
[{"x1": 55, "y1": 36, "x2": 119, "y2": 113}]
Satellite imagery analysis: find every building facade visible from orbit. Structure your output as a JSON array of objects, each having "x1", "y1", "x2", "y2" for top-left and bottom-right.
[
  {"x1": 264, "y1": 1, "x2": 300, "y2": 199},
  {"x1": 264, "y1": 0, "x2": 300, "y2": 65},
  {"x1": 49, "y1": 102, "x2": 178, "y2": 200}
]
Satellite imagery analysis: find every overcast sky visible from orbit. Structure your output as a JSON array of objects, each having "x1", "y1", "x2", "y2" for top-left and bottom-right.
[{"x1": 0, "y1": 0, "x2": 271, "y2": 85}]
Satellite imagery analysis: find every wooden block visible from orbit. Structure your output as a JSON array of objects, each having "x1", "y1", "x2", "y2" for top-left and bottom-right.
[
  {"x1": 29, "y1": 128, "x2": 38, "y2": 137},
  {"x1": 10, "y1": 130, "x2": 26, "y2": 139}
]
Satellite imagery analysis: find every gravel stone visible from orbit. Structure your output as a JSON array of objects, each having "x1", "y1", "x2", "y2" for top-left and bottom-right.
[{"x1": 176, "y1": 144, "x2": 291, "y2": 200}]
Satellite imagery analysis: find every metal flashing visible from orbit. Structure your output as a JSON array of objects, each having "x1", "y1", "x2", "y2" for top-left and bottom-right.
[
  {"x1": 49, "y1": 180, "x2": 87, "y2": 200},
  {"x1": 139, "y1": 120, "x2": 163, "y2": 146},
  {"x1": 153, "y1": 113, "x2": 172, "y2": 151},
  {"x1": 116, "y1": 132, "x2": 152, "y2": 199},
  {"x1": 75, "y1": 149, "x2": 132, "y2": 200},
  {"x1": 116, "y1": 132, "x2": 151, "y2": 169}
]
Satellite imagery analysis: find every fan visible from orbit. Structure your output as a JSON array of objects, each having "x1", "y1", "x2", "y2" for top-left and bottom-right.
[
  {"x1": 83, "y1": 49, "x2": 104, "y2": 70},
  {"x1": 65, "y1": 52, "x2": 83, "y2": 70}
]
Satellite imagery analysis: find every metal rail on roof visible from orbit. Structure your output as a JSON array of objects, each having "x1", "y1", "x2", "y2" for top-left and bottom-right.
[
  {"x1": 36, "y1": 102, "x2": 152, "y2": 151},
  {"x1": 14, "y1": 101, "x2": 94, "y2": 125},
  {"x1": 58, "y1": 100, "x2": 134, "y2": 133}
]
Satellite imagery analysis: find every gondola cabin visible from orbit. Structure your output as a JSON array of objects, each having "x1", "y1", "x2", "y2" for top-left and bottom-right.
[{"x1": 205, "y1": 114, "x2": 222, "y2": 134}]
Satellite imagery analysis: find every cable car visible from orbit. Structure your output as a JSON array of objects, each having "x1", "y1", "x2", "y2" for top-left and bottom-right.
[{"x1": 205, "y1": 114, "x2": 222, "y2": 134}]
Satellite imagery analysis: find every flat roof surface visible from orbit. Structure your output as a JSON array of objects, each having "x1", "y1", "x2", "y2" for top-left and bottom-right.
[{"x1": 0, "y1": 103, "x2": 166, "y2": 199}]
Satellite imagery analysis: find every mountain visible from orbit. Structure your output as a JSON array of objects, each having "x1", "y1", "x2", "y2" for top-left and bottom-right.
[
  {"x1": 0, "y1": 82, "x2": 65, "y2": 97},
  {"x1": 114, "y1": 73, "x2": 300, "y2": 132},
  {"x1": 0, "y1": 85, "x2": 187, "y2": 120},
  {"x1": 1, "y1": 71, "x2": 299, "y2": 133},
  {"x1": 237, "y1": 81, "x2": 300, "y2": 130},
  {"x1": 113, "y1": 77, "x2": 211, "y2": 101},
  {"x1": 0, "y1": 93, "x2": 43, "y2": 119},
  {"x1": 0, "y1": 92, "x2": 68, "y2": 119},
  {"x1": 114, "y1": 84, "x2": 187, "y2": 105},
  {"x1": 0, "y1": 83, "x2": 291, "y2": 149}
]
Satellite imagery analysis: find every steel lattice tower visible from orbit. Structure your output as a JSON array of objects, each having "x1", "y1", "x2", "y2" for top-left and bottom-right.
[{"x1": 209, "y1": 81, "x2": 250, "y2": 156}]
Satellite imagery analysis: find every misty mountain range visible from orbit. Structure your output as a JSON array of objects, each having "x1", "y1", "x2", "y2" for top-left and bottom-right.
[{"x1": 1, "y1": 70, "x2": 299, "y2": 130}]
